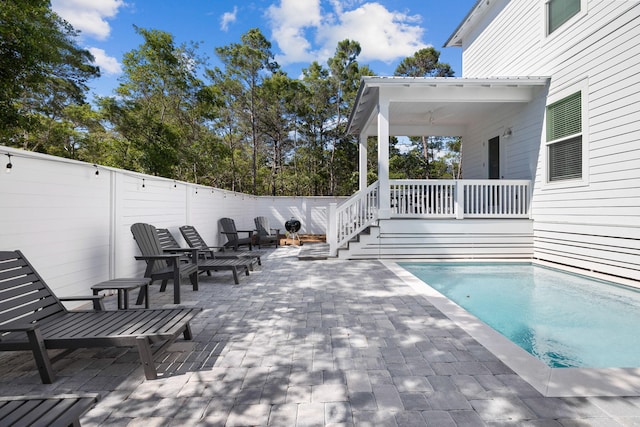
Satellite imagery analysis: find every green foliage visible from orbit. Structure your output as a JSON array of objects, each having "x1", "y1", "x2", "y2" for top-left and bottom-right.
[
  {"x1": 394, "y1": 47, "x2": 454, "y2": 77},
  {"x1": 2, "y1": 5, "x2": 460, "y2": 195},
  {"x1": 0, "y1": 0, "x2": 99, "y2": 149}
]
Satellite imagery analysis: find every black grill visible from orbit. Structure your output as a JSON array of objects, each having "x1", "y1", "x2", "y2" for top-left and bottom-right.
[
  {"x1": 285, "y1": 218, "x2": 301, "y2": 233},
  {"x1": 284, "y1": 218, "x2": 302, "y2": 245}
]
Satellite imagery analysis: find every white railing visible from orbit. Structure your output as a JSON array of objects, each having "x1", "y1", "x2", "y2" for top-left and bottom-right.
[
  {"x1": 390, "y1": 179, "x2": 531, "y2": 219},
  {"x1": 328, "y1": 181, "x2": 379, "y2": 256},
  {"x1": 461, "y1": 180, "x2": 530, "y2": 217},
  {"x1": 328, "y1": 179, "x2": 530, "y2": 256},
  {"x1": 391, "y1": 180, "x2": 456, "y2": 217}
]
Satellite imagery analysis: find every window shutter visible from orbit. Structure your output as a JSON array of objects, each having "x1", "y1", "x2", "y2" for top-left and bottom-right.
[
  {"x1": 547, "y1": 91, "x2": 581, "y2": 141},
  {"x1": 548, "y1": 0, "x2": 581, "y2": 34},
  {"x1": 548, "y1": 136, "x2": 582, "y2": 181}
]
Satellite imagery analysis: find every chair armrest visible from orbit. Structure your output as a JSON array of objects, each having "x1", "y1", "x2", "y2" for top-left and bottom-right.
[
  {"x1": 60, "y1": 295, "x2": 106, "y2": 310},
  {"x1": 0, "y1": 322, "x2": 38, "y2": 332},
  {"x1": 135, "y1": 254, "x2": 183, "y2": 260},
  {"x1": 162, "y1": 247, "x2": 197, "y2": 253}
]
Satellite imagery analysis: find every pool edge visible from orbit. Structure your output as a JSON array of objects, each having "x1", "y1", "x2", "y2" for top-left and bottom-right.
[{"x1": 384, "y1": 260, "x2": 640, "y2": 397}]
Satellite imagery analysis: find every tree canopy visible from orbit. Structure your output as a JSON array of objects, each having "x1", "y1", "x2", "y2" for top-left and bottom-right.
[
  {"x1": 0, "y1": 0, "x2": 99, "y2": 149},
  {"x1": 1, "y1": 1, "x2": 461, "y2": 195}
]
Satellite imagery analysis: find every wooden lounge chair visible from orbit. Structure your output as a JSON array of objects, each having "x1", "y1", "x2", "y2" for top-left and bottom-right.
[
  {"x1": 131, "y1": 222, "x2": 199, "y2": 304},
  {"x1": 254, "y1": 216, "x2": 280, "y2": 248},
  {"x1": 219, "y1": 217, "x2": 254, "y2": 250},
  {"x1": 179, "y1": 225, "x2": 264, "y2": 266},
  {"x1": 154, "y1": 227, "x2": 254, "y2": 277},
  {"x1": 0, "y1": 393, "x2": 99, "y2": 427},
  {"x1": 0, "y1": 250, "x2": 201, "y2": 384}
]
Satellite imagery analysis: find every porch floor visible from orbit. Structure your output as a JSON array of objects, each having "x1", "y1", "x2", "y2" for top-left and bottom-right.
[{"x1": 1, "y1": 244, "x2": 639, "y2": 425}]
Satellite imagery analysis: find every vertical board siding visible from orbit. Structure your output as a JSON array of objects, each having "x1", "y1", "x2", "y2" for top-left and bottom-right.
[
  {"x1": 0, "y1": 149, "x2": 341, "y2": 297},
  {"x1": 460, "y1": 1, "x2": 640, "y2": 279}
]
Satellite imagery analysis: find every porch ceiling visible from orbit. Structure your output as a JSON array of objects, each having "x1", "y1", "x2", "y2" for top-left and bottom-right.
[{"x1": 347, "y1": 76, "x2": 550, "y2": 137}]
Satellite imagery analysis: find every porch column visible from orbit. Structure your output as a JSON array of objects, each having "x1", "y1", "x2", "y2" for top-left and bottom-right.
[
  {"x1": 378, "y1": 97, "x2": 391, "y2": 219},
  {"x1": 359, "y1": 133, "x2": 368, "y2": 192}
]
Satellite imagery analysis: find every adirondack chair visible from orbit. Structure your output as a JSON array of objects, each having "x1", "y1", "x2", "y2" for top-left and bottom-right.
[
  {"x1": 154, "y1": 227, "x2": 253, "y2": 279},
  {"x1": 219, "y1": 217, "x2": 254, "y2": 250},
  {"x1": 131, "y1": 222, "x2": 199, "y2": 304},
  {"x1": 0, "y1": 393, "x2": 99, "y2": 427},
  {"x1": 179, "y1": 225, "x2": 264, "y2": 266},
  {"x1": 254, "y1": 216, "x2": 280, "y2": 248},
  {"x1": 0, "y1": 250, "x2": 201, "y2": 384}
]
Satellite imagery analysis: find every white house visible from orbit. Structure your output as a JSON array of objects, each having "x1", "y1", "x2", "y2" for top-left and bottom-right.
[{"x1": 329, "y1": 0, "x2": 640, "y2": 281}]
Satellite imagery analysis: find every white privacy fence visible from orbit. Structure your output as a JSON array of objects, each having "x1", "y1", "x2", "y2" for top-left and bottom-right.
[{"x1": 0, "y1": 147, "x2": 343, "y2": 297}]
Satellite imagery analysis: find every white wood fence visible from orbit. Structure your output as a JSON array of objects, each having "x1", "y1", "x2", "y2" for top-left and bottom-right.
[{"x1": 0, "y1": 147, "x2": 343, "y2": 298}]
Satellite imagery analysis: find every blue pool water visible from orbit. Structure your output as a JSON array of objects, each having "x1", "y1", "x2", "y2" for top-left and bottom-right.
[{"x1": 399, "y1": 262, "x2": 640, "y2": 368}]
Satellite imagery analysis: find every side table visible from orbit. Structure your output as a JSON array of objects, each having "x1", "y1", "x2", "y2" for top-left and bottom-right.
[{"x1": 91, "y1": 278, "x2": 151, "y2": 309}]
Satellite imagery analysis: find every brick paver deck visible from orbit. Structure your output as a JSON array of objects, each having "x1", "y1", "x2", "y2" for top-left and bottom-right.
[{"x1": 1, "y1": 245, "x2": 639, "y2": 426}]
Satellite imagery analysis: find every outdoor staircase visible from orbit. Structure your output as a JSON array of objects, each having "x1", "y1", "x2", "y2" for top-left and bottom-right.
[
  {"x1": 329, "y1": 179, "x2": 534, "y2": 260},
  {"x1": 335, "y1": 218, "x2": 534, "y2": 260}
]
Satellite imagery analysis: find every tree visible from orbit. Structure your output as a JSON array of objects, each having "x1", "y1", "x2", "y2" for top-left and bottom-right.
[
  {"x1": 259, "y1": 72, "x2": 299, "y2": 196},
  {"x1": 100, "y1": 27, "x2": 215, "y2": 179},
  {"x1": 0, "y1": 0, "x2": 99, "y2": 148},
  {"x1": 326, "y1": 40, "x2": 365, "y2": 195},
  {"x1": 394, "y1": 47, "x2": 454, "y2": 77},
  {"x1": 298, "y1": 61, "x2": 333, "y2": 195},
  {"x1": 214, "y1": 28, "x2": 278, "y2": 194}
]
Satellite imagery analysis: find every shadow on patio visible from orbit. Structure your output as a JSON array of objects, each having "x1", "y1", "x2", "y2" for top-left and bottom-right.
[{"x1": 0, "y1": 244, "x2": 637, "y2": 426}]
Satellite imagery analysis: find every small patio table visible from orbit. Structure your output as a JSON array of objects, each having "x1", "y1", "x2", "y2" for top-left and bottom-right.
[{"x1": 91, "y1": 278, "x2": 151, "y2": 309}]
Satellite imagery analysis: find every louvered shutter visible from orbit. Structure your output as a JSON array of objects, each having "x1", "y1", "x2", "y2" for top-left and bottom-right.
[{"x1": 547, "y1": 91, "x2": 582, "y2": 182}]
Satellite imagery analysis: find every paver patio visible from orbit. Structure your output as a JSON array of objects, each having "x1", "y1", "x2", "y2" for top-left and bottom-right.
[{"x1": 1, "y1": 245, "x2": 639, "y2": 426}]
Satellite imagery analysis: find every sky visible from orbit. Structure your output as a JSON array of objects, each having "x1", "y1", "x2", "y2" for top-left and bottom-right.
[{"x1": 50, "y1": 0, "x2": 478, "y2": 99}]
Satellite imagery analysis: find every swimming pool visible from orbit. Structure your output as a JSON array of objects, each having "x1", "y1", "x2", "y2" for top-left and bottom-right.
[{"x1": 398, "y1": 262, "x2": 640, "y2": 369}]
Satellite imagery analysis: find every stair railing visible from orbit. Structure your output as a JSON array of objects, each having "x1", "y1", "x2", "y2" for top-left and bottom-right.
[{"x1": 328, "y1": 181, "x2": 379, "y2": 256}]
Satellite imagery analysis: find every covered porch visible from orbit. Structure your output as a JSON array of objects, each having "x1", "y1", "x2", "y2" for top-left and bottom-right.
[{"x1": 328, "y1": 76, "x2": 550, "y2": 257}]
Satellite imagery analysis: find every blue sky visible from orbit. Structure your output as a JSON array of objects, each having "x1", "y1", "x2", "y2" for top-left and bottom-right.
[{"x1": 50, "y1": 0, "x2": 477, "y2": 99}]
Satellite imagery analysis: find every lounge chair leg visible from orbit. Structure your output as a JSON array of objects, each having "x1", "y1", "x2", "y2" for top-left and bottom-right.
[
  {"x1": 244, "y1": 266, "x2": 250, "y2": 276},
  {"x1": 232, "y1": 268, "x2": 240, "y2": 285},
  {"x1": 27, "y1": 328, "x2": 55, "y2": 384},
  {"x1": 172, "y1": 265, "x2": 181, "y2": 304},
  {"x1": 136, "y1": 287, "x2": 145, "y2": 306},
  {"x1": 183, "y1": 323, "x2": 193, "y2": 340},
  {"x1": 160, "y1": 280, "x2": 168, "y2": 292},
  {"x1": 190, "y1": 272, "x2": 198, "y2": 291},
  {"x1": 136, "y1": 336, "x2": 157, "y2": 380}
]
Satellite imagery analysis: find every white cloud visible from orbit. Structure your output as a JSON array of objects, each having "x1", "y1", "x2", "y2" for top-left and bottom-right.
[
  {"x1": 220, "y1": 6, "x2": 238, "y2": 32},
  {"x1": 267, "y1": 0, "x2": 323, "y2": 63},
  {"x1": 51, "y1": 0, "x2": 125, "y2": 40},
  {"x1": 267, "y1": 0, "x2": 428, "y2": 68},
  {"x1": 89, "y1": 47, "x2": 122, "y2": 75},
  {"x1": 318, "y1": 3, "x2": 428, "y2": 63}
]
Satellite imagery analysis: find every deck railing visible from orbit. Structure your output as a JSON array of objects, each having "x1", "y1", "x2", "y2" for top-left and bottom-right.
[
  {"x1": 328, "y1": 182, "x2": 379, "y2": 256},
  {"x1": 390, "y1": 179, "x2": 531, "y2": 218},
  {"x1": 328, "y1": 179, "x2": 531, "y2": 255}
]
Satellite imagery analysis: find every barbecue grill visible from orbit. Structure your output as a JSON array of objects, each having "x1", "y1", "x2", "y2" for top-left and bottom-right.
[{"x1": 284, "y1": 217, "x2": 302, "y2": 246}]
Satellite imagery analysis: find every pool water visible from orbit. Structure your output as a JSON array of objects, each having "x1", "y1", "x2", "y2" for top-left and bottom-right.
[{"x1": 399, "y1": 262, "x2": 640, "y2": 368}]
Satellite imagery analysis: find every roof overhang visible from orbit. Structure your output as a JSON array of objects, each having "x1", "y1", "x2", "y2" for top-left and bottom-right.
[
  {"x1": 346, "y1": 76, "x2": 550, "y2": 137},
  {"x1": 444, "y1": 0, "x2": 494, "y2": 48}
]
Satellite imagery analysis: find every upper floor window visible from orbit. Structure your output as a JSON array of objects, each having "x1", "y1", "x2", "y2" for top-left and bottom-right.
[
  {"x1": 546, "y1": 91, "x2": 582, "y2": 182},
  {"x1": 547, "y1": 0, "x2": 581, "y2": 34}
]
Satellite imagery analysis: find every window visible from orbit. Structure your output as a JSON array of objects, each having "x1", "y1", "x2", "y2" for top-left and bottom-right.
[
  {"x1": 547, "y1": 0, "x2": 581, "y2": 34},
  {"x1": 546, "y1": 91, "x2": 582, "y2": 182}
]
